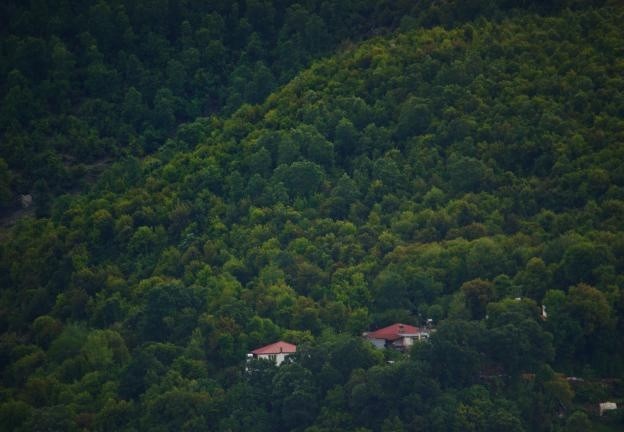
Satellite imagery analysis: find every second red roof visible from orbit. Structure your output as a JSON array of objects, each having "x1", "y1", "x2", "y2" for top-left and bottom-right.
[
  {"x1": 365, "y1": 323, "x2": 421, "y2": 341},
  {"x1": 250, "y1": 341, "x2": 297, "y2": 355}
]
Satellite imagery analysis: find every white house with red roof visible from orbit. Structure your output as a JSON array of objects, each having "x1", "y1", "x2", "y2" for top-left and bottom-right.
[
  {"x1": 247, "y1": 341, "x2": 297, "y2": 366},
  {"x1": 363, "y1": 323, "x2": 431, "y2": 350}
]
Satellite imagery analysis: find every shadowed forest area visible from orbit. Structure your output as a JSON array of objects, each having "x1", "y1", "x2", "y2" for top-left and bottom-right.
[{"x1": 1, "y1": 1, "x2": 623, "y2": 431}]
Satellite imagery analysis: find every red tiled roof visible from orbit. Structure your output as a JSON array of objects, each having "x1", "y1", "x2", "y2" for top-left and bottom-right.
[
  {"x1": 365, "y1": 323, "x2": 422, "y2": 341},
  {"x1": 250, "y1": 341, "x2": 297, "y2": 355}
]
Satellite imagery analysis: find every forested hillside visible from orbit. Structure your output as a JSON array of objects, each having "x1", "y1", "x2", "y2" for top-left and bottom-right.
[
  {"x1": 0, "y1": 0, "x2": 591, "y2": 212},
  {"x1": 1, "y1": 1, "x2": 624, "y2": 431}
]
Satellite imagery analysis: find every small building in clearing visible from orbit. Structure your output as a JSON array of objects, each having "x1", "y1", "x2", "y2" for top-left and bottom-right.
[
  {"x1": 247, "y1": 341, "x2": 297, "y2": 366},
  {"x1": 363, "y1": 323, "x2": 431, "y2": 350}
]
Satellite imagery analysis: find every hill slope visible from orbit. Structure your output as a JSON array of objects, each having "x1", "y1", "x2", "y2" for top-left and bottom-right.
[
  {"x1": 1, "y1": 3, "x2": 624, "y2": 431},
  {"x1": 0, "y1": 0, "x2": 599, "y2": 213}
]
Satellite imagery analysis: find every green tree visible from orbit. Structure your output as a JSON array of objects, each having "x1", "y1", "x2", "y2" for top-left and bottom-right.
[
  {"x1": 461, "y1": 278, "x2": 494, "y2": 320},
  {"x1": 122, "y1": 87, "x2": 146, "y2": 129},
  {"x1": 271, "y1": 363, "x2": 319, "y2": 430},
  {"x1": 152, "y1": 88, "x2": 177, "y2": 135},
  {"x1": 515, "y1": 257, "x2": 550, "y2": 301},
  {"x1": 334, "y1": 117, "x2": 358, "y2": 158},
  {"x1": 0, "y1": 400, "x2": 31, "y2": 432},
  {"x1": 395, "y1": 97, "x2": 431, "y2": 139},
  {"x1": 417, "y1": 320, "x2": 486, "y2": 388},
  {"x1": 447, "y1": 153, "x2": 489, "y2": 193},
  {"x1": 31, "y1": 315, "x2": 62, "y2": 349},
  {"x1": 561, "y1": 242, "x2": 611, "y2": 285},
  {"x1": 0, "y1": 158, "x2": 13, "y2": 208},
  {"x1": 372, "y1": 269, "x2": 408, "y2": 311},
  {"x1": 294, "y1": 125, "x2": 334, "y2": 168},
  {"x1": 274, "y1": 161, "x2": 325, "y2": 197},
  {"x1": 32, "y1": 178, "x2": 52, "y2": 218},
  {"x1": 567, "y1": 283, "x2": 613, "y2": 336},
  {"x1": 565, "y1": 411, "x2": 591, "y2": 432},
  {"x1": 20, "y1": 405, "x2": 78, "y2": 432},
  {"x1": 141, "y1": 282, "x2": 204, "y2": 342}
]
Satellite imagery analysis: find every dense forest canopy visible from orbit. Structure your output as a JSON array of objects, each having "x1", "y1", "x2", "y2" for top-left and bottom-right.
[
  {"x1": 1, "y1": 0, "x2": 624, "y2": 431},
  {"x1": 0, "y1": 0, "x2": 601, "y2": 209},
  {"x1": 0, "y1": 0, "x2": 457, "y2": 207}
]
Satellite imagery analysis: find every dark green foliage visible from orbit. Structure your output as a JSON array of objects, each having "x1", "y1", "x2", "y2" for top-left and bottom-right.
[
  {"x1": 0, "y1": 1, "x2": 623, "y2": 431},
  {"x1": 395, "y1": 97, "x2": 431, "y2": 140},
  {"x1": 0, "y1": 0, "x2": 464, "y2": 208}
]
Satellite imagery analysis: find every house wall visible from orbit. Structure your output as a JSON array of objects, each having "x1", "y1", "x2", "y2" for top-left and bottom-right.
[
  {"x1": 369, "y1": 338, "x2": 386, "y2": 349},
  {"x1": 367, "y1": 331, "x2": 431, "y2": 350},
  {"x1": 258, "y1": 352, "x2": 289, "y2": 365}
]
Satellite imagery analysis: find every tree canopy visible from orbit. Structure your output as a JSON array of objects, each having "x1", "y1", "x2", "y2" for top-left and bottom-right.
[{"x1": 1, "y1": 1, "x2": 624, "y2": 431}]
